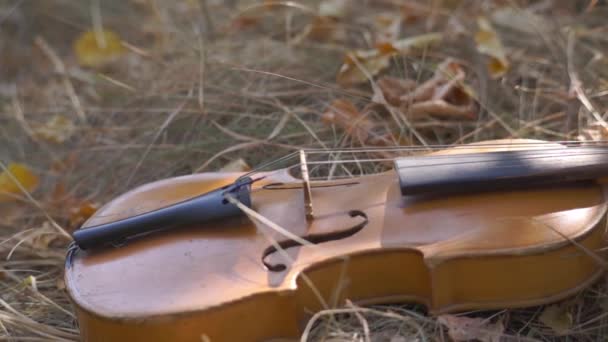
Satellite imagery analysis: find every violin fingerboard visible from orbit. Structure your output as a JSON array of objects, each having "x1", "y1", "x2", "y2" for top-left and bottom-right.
[{"x1": 394, "y1": 147, "x2": 608, "y2": 196}]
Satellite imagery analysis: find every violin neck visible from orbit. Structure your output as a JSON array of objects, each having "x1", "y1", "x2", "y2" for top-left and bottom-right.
[{"x1": 395, "y1": 147, "x2": 608, "y2": 196}]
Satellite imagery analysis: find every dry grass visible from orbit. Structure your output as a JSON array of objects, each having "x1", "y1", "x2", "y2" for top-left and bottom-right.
[{"x1": 1, "y1": 0, "x2": 608, "y2": 341}]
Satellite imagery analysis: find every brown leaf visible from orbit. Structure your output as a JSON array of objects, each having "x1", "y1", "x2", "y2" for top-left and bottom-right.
[
  {"x1": 322, "y1": 99, "x2": 375, "y2": 143},
  {"x1": 394, "y1": 59, "x2": 477, "y2": 120},
  {"x1": 48, "y1": 181, "x2": 99, "y2": 231},
  {"x1": 376, "y1": 76, "x2": 417, "y2": 106},
  {"x1": 438, "y1": 314, "x2": 505, "y2": 342},
  {"x1": 322, "y1": 100, "x2": 403, "y2": 152},
  {"x1": 69, "y1": 201, "x2": 99, "y2": 230},
  {"x1": 406, "y1": 99, "x2": 476, "y2": 119},
  {"x1": 398, "y1": 59, "x2": 459, "y2": 104},
  {"x1": 299, "y1": 16, "x2": 344, "y2": 42}
]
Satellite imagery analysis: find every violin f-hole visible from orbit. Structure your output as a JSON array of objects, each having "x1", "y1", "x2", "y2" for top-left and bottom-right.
[{"x1": 261, "y1": 210, "x2": 368, "y2": 272}]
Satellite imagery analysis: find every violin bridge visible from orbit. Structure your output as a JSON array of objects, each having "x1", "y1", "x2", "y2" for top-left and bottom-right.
[{"x1": 299, "y1": 150, "x2": 314, "y2": 220}]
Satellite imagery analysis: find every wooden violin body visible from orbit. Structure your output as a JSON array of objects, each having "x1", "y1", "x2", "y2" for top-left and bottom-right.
[{"x1": 65, "y1": 139, "x2": 608, "y2": 341}]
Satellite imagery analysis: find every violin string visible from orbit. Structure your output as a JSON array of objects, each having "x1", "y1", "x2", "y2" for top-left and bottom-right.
[
  {"x1": 302, "y1": 145, "x2": 608, "y2": 155},
  {"x1": 302, "y1": 150, "x2": 608, "y2": 168},
  {"x1": 301, "y1": 140, "x2": 608, "y2": 153},
  {"x1": 307, "y1": 145, "x2": 608, "y2": 155},
  {"x1": 238, "y1": 141, "x2": 608, "y2": 184},
  {"x1": 247, "y1": 148, "x2": 608, "y2": 180}
]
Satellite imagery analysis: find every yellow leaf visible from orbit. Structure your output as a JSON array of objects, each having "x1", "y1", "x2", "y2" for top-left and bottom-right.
[
  {"x1": 0, "y1": 163, "x2": 39, "y2": 202},
  {"x1": 539, "y1": 304, "x2": 572, "y2": 335},
  {"x1": 475, "y1": 17, "x2": 509, "y2": 78},
  {"x1": 73, "y1": 29, "x2": 126, "y2": 68},
  {"x1": 33, "y1": 115, "x2": 76, "y2": 144}
]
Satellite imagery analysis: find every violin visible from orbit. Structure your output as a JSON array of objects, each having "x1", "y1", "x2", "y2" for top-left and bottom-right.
[{"x1": 65, "y1": 139, "x2": 608, "y2": 341}]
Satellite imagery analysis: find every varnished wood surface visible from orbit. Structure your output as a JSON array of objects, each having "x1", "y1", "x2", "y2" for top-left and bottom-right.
[{"x1": 65, "y1": 139, "x2": 608, "y2": 341}]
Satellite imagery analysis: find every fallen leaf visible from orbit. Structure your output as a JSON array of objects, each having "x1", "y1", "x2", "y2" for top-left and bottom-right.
[
  {"x1": 322, "y1": 99, "x2": 402, "y2": 151},
  {"x1": 474, "y1": 17, "x2": 509, "y2": 78},
  {"x1": 69, "y1": 201, "x2": 99, "y2": 230},
  {"x1": 373, "y1": 14, "x2": 402, "y2": 44},
  {"x1": 407, "y1": 99, "x2": 476, "y2": 119},
  {"x1": 337, "y1": 32, "x2": 442, "y2": 86},
  {"x1": 73, "y1": 29, "x2": 126, "y2": 68},
  {"x1": 0, "y1": 163, "x2": 39, "y2": 203},
  {"x1": 539, "y1": 304, "x2": 573, "y2": 335},
  {"x1": 295, "y1": 15, "x2": 344, "y2": 43},
  {"x1": 376, "y1": 76, "x2": 417, "y2": 106},
  {"x1": 337, "y1": 49, "x2": 392, "y2": 87},
  {"x1": 219, "y1": 158, "x2": 251, "y2": 172},
  {"x1": 33, "y1": 115, "x2": 76, "y2": 144},
  {"x1": 438, "y1": 314, "x2": 504, "y2": 342},
  {"x1": 322, "y1": 99, "x2": 375, "y2": 143},
  {"x1": 379, "y1": 59, "x2": 478, "y2": 120},
  {"x1": 47, "y1": 181, "x2": 98, "y2": 231}
]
